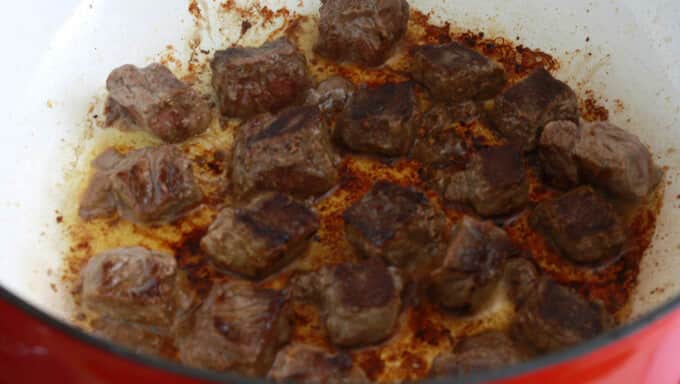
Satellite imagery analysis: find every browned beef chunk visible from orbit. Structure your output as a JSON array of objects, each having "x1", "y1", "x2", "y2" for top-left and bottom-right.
[
  {"x1": 430, "y1": 216, "x2": 515, "y2": 311},
  {"x1": 79, "y1": 146, "x2": 203, "y2": 224},
  {"x1": 268, "y1": 344, "x2": 369, "y2": 384},
  {"x1": 211, "y1": 37, "x2": 312, "y2": 118},
  {"x1": 201, "y1": 193, "x2": 320, "y2": 279},
  {"x1": 176, "y1": 281, "x2": 291, "y2": 375},
  {"x1": 105, "y1": 64, "x2": 212, "y2": 143},
  {"x1": 412, "y1": 43, "x2": 506, "y2": 103},
  {"x1": 343, "y1": 181, "x2": 447, "y2": 273},
  {"x1": 410, "y1": 104, "x2": 468, "y2": 168},
  {"x1": 305, "y1": 76, "x2": 355, "y2": 117},
  {"x1": 539, "y1": 120, "x2": 662, "y2": 198},
  {"x1": 530, "y1": 186, "x2": 625, "y2": 263},
  {"x1": 487, "y1": 68, "x2": 579, "y2": 151},
  {"x1": 231, "y1": 106, "x2": 339, "y2": 198},
  {"x1": 538, "y1": 120, "x2": 581, "y2": 189},
  {"x1": 91, "y1": 318, "x2": 169, "y2": 356},
  {"x1": 514, "y1": 278, "x2": 613, "y2": 352},
  {"x1": 430, "y1": 332, "x2": 525, "y2": 377},
  {"x1": 335, "y1": 82, "x2": 418, "y2": 156},
  {"x1": 315, "y1": 0, "x2": 409, "y2": 67},
  {"x1": 503, "y1": 258, "x2": 540, "y2": 306},
  {"x1": 294, "y1": 259, "x2": 403, "y2": 347},
  {"x1": 445, "y1": 144, "x2": 529, "y2": 216},
  {"x1": 573, "y1": 121, "x2": 662, "y2": 199},
  {"x1": 80, "y1": 247, "x2": 176, "y2": 326}
]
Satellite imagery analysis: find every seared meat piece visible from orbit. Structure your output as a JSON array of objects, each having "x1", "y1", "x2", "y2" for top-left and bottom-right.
[
  {"x1": 573, "y1": 121, "x2": 662, "y2": 199},
  {"x1": 335, "y1": 82, "x2": 418, "y2": 156},
  {"x1": 79, "y1": 149, "x2": 124, "y2": 220},
  {"x1": 294, "y1": 259, "x2": 403, "y2": 347},
  {"x1": 211, "y1": 37, "x2": 312, "y2": 118},
  {"x1": 445, "y1": 144, "x2": 529, "y2": 216},
  {"x1": 176, "y1": 281, "x2": 291, "y2": 375},
  {"x1": 503, "y1": 258, "x2": 540, "y2": 306},
  {"x1": 538, "y1": 120, "x2": 581, "y2": 189},
  {"x1": 79, "y1": 146, "x2": 203, "y2": 224},
  {"x1": 538, "y1": 120, "x2": 662, "y2": 198},
  {"x1": 80, "y1": 247, "x2": 176, "y2": 326},
  {"x1": 430, "y1": 216, "x2": 515, "y2": 311},
  {"x1": 268, "y1": 344, "x2": 369, "y2": 384},
  {"x1": 412, "y1": 43, "x2": 506, "y2": 103},
  {"x1": 514, "y1": 278, "x2": 613, "y2": 352},
  {"x1": 231, "y1": 106, "x2": 338, "y2": 198},
  {"x1": 306, "y1": 76, "x2": 355, "y2": 116},
  {"x1": 530, "y1": 186, "x2": 625, "y2": 263},
  {"x1": 487, "y1": 68, "x2": 579, "y2": 151},
  {"x1": 315, "y1": 0, "x2": 410, "y2": 67},
  {"x1": 201, "y1": 193, "x2": 319, "y2": 279},
  {"x1": 430, "y1": 332, "x2": 524, "y2": 377},
  {"x1": 92, "y1": 318, "x2": 168, "y2": 356},
  {"x1": 410, "y1": 104, "x2": 467, "y2": 167},
  {"x1": 343, "y1": 181, "x2": 447, "y2": 273},
  {"x1": 105, "y1": 64, "x2": 211, "y2": 143}
]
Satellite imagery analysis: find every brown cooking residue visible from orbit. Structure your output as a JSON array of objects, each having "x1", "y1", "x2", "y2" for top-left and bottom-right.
[
  {"x1": 580, "y1": 89, "x2": 610, "y2": 122},
  {"x1": 59, "y1": 5, "x2": 662, "y2": 383}
]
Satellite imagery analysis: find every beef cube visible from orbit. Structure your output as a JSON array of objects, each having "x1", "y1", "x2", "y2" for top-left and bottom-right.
[
  {"x1": 294, "y1": 259, "x2": 403, "y2": 347},
  {"x1": 573, "y1": 121, "x2": 662, "y2": 199},
  {"x1": 315, "y1": 0, "x2": 410, "y2": 67},
  {"x1": 91, "y1": 318, "x2": 168, "y2": 357},
  {"x1": 105, "y1": 64, "x2": 212, "y2": 143},
  {"x1": 530, "y1": 186, "x2": 625, "y2": 263},
  {"x1": 80, "y1": 247, "x2": 177, "y2": 326},
  {"x1": 410, "y1": 104, "x2": 467, "y2": 168},
  {"x1": 503, "y1": 258, "x2": 540, "y2": 306},
  {"x1": 538, "y1": 120, "x2": 581, "y2": 189},
  {"x1": 412, "y1": 43, "x2": 506, "y2": 103},
  {"x1": 487, "y1": 68, "x2": 579, "y2": 151},
  {"x1": 430, "y1": 216, "x2": 515, "y2": 311},
  {"x1": 78, "y1": 149, "x2": 125, "y2": 220},
  {"x1": 79, "y1": 146, "x2": 203, "y2": 224},
  {"x1": 176, "y1": 281, "x2": 291, "y2": 375},
  {"x1": 343, "y1": 181, "x2": 447, "y2": 273},
  {"x1": 335, "y1": 82, "x2": 418, "y2": 156},
  {"x1": 445, "y1": 144, "x2": 529, "y2": 216},
  {"x1": 211, "y1": 37, "x2": 312, "y2": 118},
  {"x1": 201, "y1": 193, "x2": 320, "y2": 279},
  {"x1": 231, "y1": 106, "x2": 339, "y2": 197},
  {"x1": 514, "y1": 278, "x2": 613, "y2": 352},
  {"x1": 268, "y1": 344, "x2": 369, "y2": 384},
  {"x1": 305, "y1": 76, "x2": 355, "y2": 116},
  {"x1": 429, "y1": 332, "x2": 525, "y2": 377}
]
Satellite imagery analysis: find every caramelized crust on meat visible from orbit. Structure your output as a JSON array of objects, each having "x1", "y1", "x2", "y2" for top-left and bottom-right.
[
  {"x1": 335, "y1": 82, "x2": 418, "y2": 157},
  {"x1": 201, "y1": 193, "x2": 319, "y2": 279},
  {"x1": 175, "y1": 281, "x2": 291, "y2": 375},
  {"x1": 105, "y1": 63, "x2": 212, "y2": 143},
  {"x1": 80, "y1": 247, "x2": 177, "y2": 326},
  {"x1": 487, "y1": 68, "x2": 579, "y2": 151},
  {"x1": 530, "y1": 186, "x2": 625, "y2": 263},
  {"x1": 343, "y1": 181, "x2": 447, "y2": 274},
  {"x1": 412, "y1": 42, "x2": 506, "y2": 103},
  {"x1": 315, "y1": 0, "x2": 410, "y2": 67},
  {"x1": 231, "y1": 106, "x2": 339, "y2": 198},
  {"x1": 268, "y1": 344, "x2": 369, "y2": 383},
  {"x1": 514, "y1": 278, "x2": 613, "y2": 352},
  {"x1": 211, "y1": 37, "x2": 312, "y2": 118}
]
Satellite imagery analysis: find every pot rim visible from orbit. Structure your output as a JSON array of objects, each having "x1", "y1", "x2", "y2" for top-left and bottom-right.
[{"x1": 2, "y1": 283, "x2": 679, "y2": 383}]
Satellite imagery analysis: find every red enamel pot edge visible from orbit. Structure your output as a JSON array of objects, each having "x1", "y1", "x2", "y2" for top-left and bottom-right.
[{"x1": 2, "y1": 284, "x2": 680, "y2": 384}]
